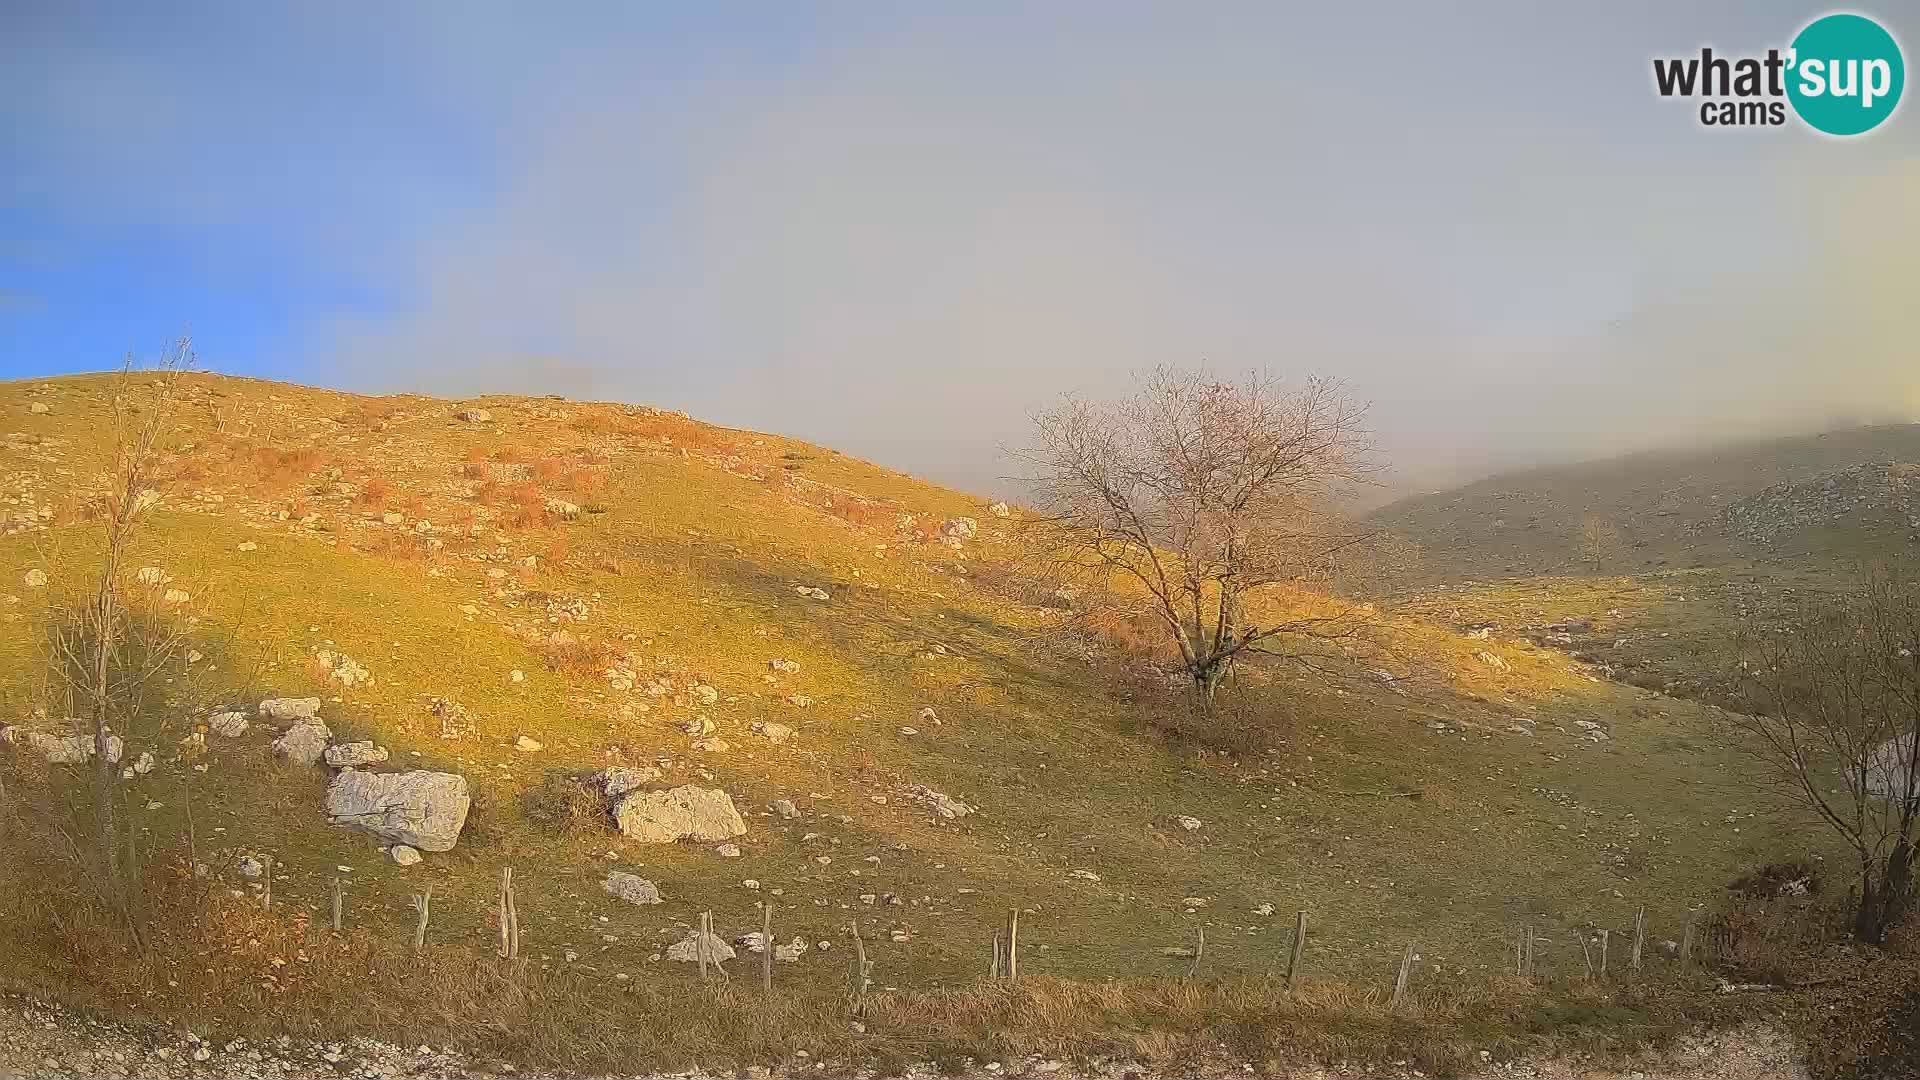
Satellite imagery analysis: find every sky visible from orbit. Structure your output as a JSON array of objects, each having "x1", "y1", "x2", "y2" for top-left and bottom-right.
[{"x1": 3, "y1": 2, "x2": 1917, "y2": 498}]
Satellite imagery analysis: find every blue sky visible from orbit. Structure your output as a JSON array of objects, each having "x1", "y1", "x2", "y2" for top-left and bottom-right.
[{"x1": 3, "y1": 2, "x2": 1916, "y2": 492}]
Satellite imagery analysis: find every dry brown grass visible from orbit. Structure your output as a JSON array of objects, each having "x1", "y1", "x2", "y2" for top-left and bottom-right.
[
  {"x1": 356, "y1": 476, "x2": 392, "y2": 509},
  {"x1": 824, "y1": 493, "x2": 889, "y2": 528},
  {"x1": 534, "y1": 633, "x2": 616, "y2": 677}
]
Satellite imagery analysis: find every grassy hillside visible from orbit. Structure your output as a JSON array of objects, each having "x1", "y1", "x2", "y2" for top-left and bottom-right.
[
  {"x1": 0, "y1": 372, "x2": 1843, "y2": 1070},
  {"x1": 1374, "y1": 424, "x2": 1920, "y2": 581}
]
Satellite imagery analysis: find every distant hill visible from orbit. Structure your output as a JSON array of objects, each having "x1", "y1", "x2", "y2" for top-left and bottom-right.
[{"x1": 1371, "y1": 424, "x2": 1920, "y2": 580}]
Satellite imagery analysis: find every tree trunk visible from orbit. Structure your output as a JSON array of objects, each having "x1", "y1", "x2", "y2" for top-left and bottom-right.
[{"x1": 90, "y1": 593, "x2": 123, "y2": 910}]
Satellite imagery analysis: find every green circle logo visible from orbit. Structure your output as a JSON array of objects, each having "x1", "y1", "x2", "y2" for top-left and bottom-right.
[{"x1": 1787, "y1": 13, "x2": 1905, "y2": 135}]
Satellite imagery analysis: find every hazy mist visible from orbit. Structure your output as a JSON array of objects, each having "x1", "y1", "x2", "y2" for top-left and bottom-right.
[{"x1": 6, "y1": 3, "x2": 1918, "y2": 500}]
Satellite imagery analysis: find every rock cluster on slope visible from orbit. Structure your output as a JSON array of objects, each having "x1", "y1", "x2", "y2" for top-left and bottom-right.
[{"x1": 1724, "y1": 462, "x2": 1920, "y2": 544}]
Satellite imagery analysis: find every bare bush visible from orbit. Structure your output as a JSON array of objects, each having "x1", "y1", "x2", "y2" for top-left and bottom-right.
[
  {"x1": 32, "y1": 340, "x2": 197, "y2": 928},
  {"x1": 1020, "y1": 367, "x2": 1380, "y2": 705},
  {"x1": 1733, "y1": 566, "x2": 1920, "y2": 943}
]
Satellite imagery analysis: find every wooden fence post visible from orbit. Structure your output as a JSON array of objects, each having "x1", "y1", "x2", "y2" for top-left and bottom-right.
[
  {"x1": 1006, "y1": 908, "x2": 1020, "y2": 981},
  {"x1": 498, "y1": 868, "x2": 511, "y2": 958},
  {"x1": 698, "y1": 911, "x2": 712, "y2": 981},
  {"x1": 1578, "y1": 931, "x2": 1596, "y2": 980},
  {"x1": 761, "y1": 903, "x2": 774, "y2": 994},
  {"x1": 506, "y1": 867, "x2": 521, "y2": 959},
  {"x1": 1598, "y1": 928, "x2": 1610, "y2": 978},
  {"x1": 411, "y1": 886, "x2": 433, "y2": 951},
  {"x1": 1187, "y1": 927, "x2": 1205, "y2": 980},
  {"x1": 1286, "y1": 910, "x2": 1308, "y2": 988},
  {"x1": 1631, "y1": 908, "x2": 1645, "y2": 974},
  {"x1": 991, "y1": 930, "x2": 1004, "y2": 979},
  {"x1": 1392, "y1": 943, "x2": 1416, "y2": 1005},
  {"x1": 261, "y1": 855, "x2": 273, "y2": 910},
  {"x1": 850, "y1": 919, "x2": 872, "y2": 996},
  {"x1": 330, "y1": 877, "x2": 343, "y2": 933}
]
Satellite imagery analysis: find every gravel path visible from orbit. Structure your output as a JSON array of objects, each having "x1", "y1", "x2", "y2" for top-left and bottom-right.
[{"x1": 0, "y1": 998, "x2": 1806, "y2": 1080}]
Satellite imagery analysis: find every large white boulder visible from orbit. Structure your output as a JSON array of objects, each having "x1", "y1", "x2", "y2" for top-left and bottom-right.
[
  {"x1": 324, "y1": 769, "x2": 470, "y2": 852},
  {"x1": 613, "y1": 784, "x2": 747, "y2": 843}
]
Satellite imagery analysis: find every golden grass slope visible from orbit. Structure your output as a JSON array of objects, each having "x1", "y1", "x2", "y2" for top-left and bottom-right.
[{"x1": 0, "y1": 372, "x2": 1828, "y2": 1009}]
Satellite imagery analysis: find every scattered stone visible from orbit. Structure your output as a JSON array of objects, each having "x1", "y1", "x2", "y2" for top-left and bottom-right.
[
  {"x1": 237, "y1": 856, "x2": 265, "y2": 879},
  {"x1": 902, "y1": 784, "x2": 973, "y2": 820},
  {"x1": 602, "y1": 870, "x2": 664, "y2": 906},
  {"x1": 544, "y1": 498, "x2": 581, "y2": 521},
  {"x1": 207, "y1": 710, "x2": 250, "y2": 737},
  {"x1": 752, "y1": 721, "x2": 795, "y2": 744},
  {"x1": 324, "y1": 769, "x2": 471, "y2": 852},
  {"x1": 1474, "y1": 649, "x2": 1511, "y2": 673},
  {"x1": 597, "y1": 765, "x2": 663, "y2": 798},
  {"x1": 259, "y1": 697, "x2": 322, "y2": 721},
  {"x1": 237, "y1": 541, "x2": 257, "y2": 552},
  {"x1": 22, "y1": 569, "x2": 47, "y2": 588},
  {"x1": 272, "y1": 720, "x2": 332, "y2": 766},
  {"x1": 509, "y1": 669, "x2": 525, "y2": 684},
  {"x1": 389, "y1": 844, "x2": 423, "y2": 867},
  {"x1": 135, "y1": 566, "x2": 171, "y2": 586},
  {"x1": 768, "y1": 658, "x2": 800, "y2": 674},
  {"x1": 1, "y1": 725, "x2": 123, "y2": 765},
  {"x1": 323, "y1": 741, "x2": 389, "y2": 768},
  {"x1": 941, "y1": 517, "x2": 978, "y2": 543},
  {"x1": 715, "y1": 843, "x2": 742, "y2": 858},
  {"x1": 989, "y1": 501, "x2": 1011, "y2": 517},
  {"x1": 454, "y1": 408, "x2": 492, "y2": 423},
  {"x1": 682, "y1": 715, "x2": 715, "y2": 737},
  {"x1": 429, "y1": 697, "x2": 477, "y2": 740},
  {"x1": 28, "y1": 402, "x2": 50, "y2": 415},
  {"x1": 1175, "y1": 815, "x2": 1202, "y2": 831},
  {"x1": 692, "y1": 737, "x2": 730, "y2": 753},
  {"x1": 692, "y1": 684, "x2": 720, "y2": 705},
  {"x1": 794, "y1": 586, "x2": 830, "y2": 601},
  {"x1": 162, "y1": 588, "x2": 191, "y2": 606},
  {"x1": 315, "y1": 650, "x2": 372, "y2": 688},
  {"x1": 613, "y1": 784, "x2": 747, "y2": 843},
  {"x1": 770, "y1": 798, "x2": 800, "y2": 819},
  {"x1": 513, "y1": 735, "x2": 543, "y2": 753}
]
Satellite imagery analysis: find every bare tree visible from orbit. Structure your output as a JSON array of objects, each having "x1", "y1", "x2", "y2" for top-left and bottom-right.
[
  {"x1": 38, "y1": 340, "x2": 196, "y2": 923},
  {"x1": 1021, "y1": 367, "x2": 1378, "y2": 706},
  {"x1": 1734, "y1": 567, "x2": 1920, "y2": 943},
  {"x1": 1577, "y1": 514, "x2": 1621, "y2": 574}
]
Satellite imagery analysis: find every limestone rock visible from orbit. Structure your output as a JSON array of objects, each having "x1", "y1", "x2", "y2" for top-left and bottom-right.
[
  {"x1": 613, "y1": 784, "x2": 747, "y2": 843},
  {"x1": 1175, "y1": 815, "x2": 1202, "y2": 831},
  {"x1": 753, "y1": 721, "x2": 795, "y2": 744},
  {"x1": 770, "y1": 798, "x2": 800, "y2": 820},
  {"x1": 389, "y1": 844, "x2": 423, "y2": 866},
  {"x1": 597, "y1": 765, "x2": 662, "y2": 797},
  {"x1": 989, "y1": 501, "x2": 1011, "y2": 517},
  {"x1": 324, "y1": 769, "x2": 470, "y2": 852},
  {"x1": 273, "y1": 720, "x2": 332, "y2": 766},
  {"x1": 22, "y1": 569, "x2": 46, "y2": 588},
  {"x1": 513, "y1": 735, "x2": 543, "y2": 752},
  {"x1": 207, "y1": 710, "x2": 250, "y2": 737},
  {"x1": 602, "y1": 870, "x2": 663, "y2": 905},
  {"x1": 455, "y1": 408, "x2": 492, "y2": 423},
  {"x1": 315, "y1": 650, "x2": 372, "y2": 688},
  {"x1": 259, "y1": 697, "x2": 322, "y2": 721},
  {"x1": 903, "y1": 784, "x2": 973, "y2": 820},
  {"x1": 323, "y1": 740, "x2": 389, "y2": 768},
  {"x1": 2, "y1": 725, "x2": 123, "y2": 765}
]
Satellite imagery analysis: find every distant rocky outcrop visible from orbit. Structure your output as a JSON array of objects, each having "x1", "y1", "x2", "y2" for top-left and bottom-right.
[{"x1": 1725, "y1": 463, "x2": 1920, "y2": 545}]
